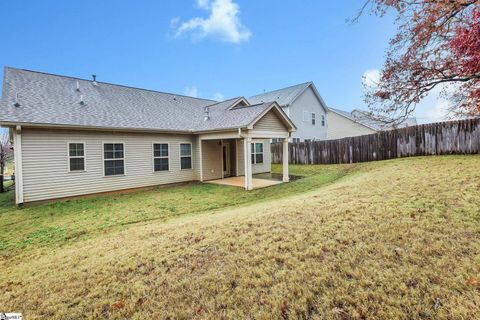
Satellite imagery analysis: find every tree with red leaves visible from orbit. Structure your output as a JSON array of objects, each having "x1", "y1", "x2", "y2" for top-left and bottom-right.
[{"x1": 359, "y1": 0, "x2": 480, "y2": 123}]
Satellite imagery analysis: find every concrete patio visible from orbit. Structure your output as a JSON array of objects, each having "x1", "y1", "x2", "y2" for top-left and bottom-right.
[{"x1": 205, "y1": 176, "x2": 283, "y2": 189}]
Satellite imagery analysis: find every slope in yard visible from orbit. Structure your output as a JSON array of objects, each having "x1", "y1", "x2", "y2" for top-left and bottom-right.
[{"x1": 1, "y1": 156, "x2": 479, "y2": 319}]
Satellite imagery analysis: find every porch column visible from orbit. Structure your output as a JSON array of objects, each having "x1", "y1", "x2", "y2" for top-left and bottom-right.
[
  {"x1": 198, "y1": 137, "x2": 203, "y2": 182},
  {"x1": 282, "y1": 138, "x2": 289, "y2": 183},
  {"x1": 244, "y1": 137, "x2": 253, "y2": 190}
]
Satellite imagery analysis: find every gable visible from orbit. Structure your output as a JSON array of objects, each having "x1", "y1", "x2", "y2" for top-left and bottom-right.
[
  {"x1": 253, "y1": 109, "x2": 288, "y2": 133},
  {"x1": 291, "y1": 86, "x2": 327, "y2": 113}
]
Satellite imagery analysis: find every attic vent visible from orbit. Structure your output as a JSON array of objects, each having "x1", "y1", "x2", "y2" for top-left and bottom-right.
[
  {"x1": 14, "y1": 93, "x2": 20, "y2": 107},
  {"x1": 79, "y1": 94, "x2": 86, "y2": 106},
  {"x1": 204, "y1": 106, "x2": 210, "y2": 121}
]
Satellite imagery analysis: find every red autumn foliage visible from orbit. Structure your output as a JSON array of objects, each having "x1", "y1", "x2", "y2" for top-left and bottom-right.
[{"x1": 358, "y1": 0, "x2": 480, "y2": 123}]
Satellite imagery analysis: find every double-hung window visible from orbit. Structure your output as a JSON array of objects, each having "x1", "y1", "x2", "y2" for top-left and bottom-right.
[
  {"x1": 312, "y1": 113, "x2": 316, "y2": 125},
  {"x1": 68, "y1": 142, "x2": 85, "y2": 171},
  {"x1": 104, "y1": 143, "x2": 125, "y2": 176},
  {"x1": 251, "y1": 142, "x2": 264, "y2": 164},
  {"x1": 153, "y1": 143, "x2": 169, "y2": 172},
  {"x1": 321, "y1": 115, "x2": 326, "y2": 126},
  {"x1": 180, "y1": 143, "x2": 192, "y2": 170},
  {"x1": 303, "y1": 111, "x2": 310, "y2": 122}
]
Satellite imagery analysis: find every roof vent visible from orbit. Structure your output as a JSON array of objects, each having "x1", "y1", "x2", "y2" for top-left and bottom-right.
[
  {"x1": 92, "y1": 74, "x2": 98, "y2": 86},
  {"x1": 76, "y1": 81, "x2": 80, "y2": 92},
  {"x1": 14, "y1": 93, "x2": 20, "y2": 107},
  {"x1": 204, "y1": 106, "x2": 210, "y2": 121}
]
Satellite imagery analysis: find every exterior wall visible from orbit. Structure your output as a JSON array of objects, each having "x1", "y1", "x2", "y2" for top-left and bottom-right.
[
  {"x1": 326, "y1": 111, "x2": 376, "y2": 140},
  {"x1": 201, "y1": 140, "x2": 222, "y2": 181},
  {"x1": 20, "y1": 128, "x2": 200, "y2": 203},
  {"x1": 236, "y1": 139, "x2": 271, "y2": 175},
  {"x1": 288, "y1": 86, "x2": 327, "y2": 141},
  {"x1": 252, "y1": 111, "x2": 287, "y2": 134}
]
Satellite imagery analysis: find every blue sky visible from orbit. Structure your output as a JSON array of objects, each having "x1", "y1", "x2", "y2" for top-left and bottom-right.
[{"x1": 0, "y1": 0, "x2": 446, "y2": 122}]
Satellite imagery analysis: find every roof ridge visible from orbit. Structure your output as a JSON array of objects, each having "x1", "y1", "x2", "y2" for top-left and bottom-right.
[
  {"x1": 204, "y1": 96, "x2": 241, "y2": 108},
  {"x1": 4, "y1": 66, "x2": 216, "y2": 103},
  {"x1": 249, "y1": 81, "x2": 312, "y2": 98}
]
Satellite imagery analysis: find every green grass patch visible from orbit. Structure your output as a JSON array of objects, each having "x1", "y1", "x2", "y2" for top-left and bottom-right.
[{"x1": 0, "y1": 162, "x2": 354, "y2": 256}]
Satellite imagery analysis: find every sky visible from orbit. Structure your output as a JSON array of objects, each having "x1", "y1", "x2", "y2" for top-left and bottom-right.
[{"x1": 0, "y1": 0, "x2": 449, "y2": 123}]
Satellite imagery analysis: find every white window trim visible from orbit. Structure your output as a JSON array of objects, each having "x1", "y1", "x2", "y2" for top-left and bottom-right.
[
  {"x1": 152, "y1": 142, "x2": 171, "y2": 173},
  {"x1": 321, "y1": 115, "x2": 326, "y2": 126},
  {"x1": 312, "y1": 113, "x2": 316, "y2": 125},
  {"x1": 102, "y1": 141, "x2": 126, "y2": 177},
  {"x1": 179, "y1": 142, "x2": 193, "y2": 170},
  {"x1": 67, "y1": 141, "x2": 87, "y2": 172},
  {"x1": 251, "y1": 142, "x2": 264, "y2": 164}
]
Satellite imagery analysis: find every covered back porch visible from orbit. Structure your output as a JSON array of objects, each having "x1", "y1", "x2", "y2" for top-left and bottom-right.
[
  {"x1": 198, "y1": 133, "x2": 290, "y2": 190},
  {"x1": 197, "y1": 101, "x2": 295, "y2": 190}
]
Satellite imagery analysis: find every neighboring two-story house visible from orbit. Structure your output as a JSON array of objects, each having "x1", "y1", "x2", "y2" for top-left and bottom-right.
[{"x1": 249, "y1": 82, "x2": 328, "y2": 142}]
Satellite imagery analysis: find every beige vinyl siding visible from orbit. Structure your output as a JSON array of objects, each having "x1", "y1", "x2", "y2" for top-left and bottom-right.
[
  {"x1": 236, "y1": 139, "x2": 271, "y2": 176},
  {"x1": 200, "y1": 140, "x2": 222, "y2": 181},
  {"x1": 252, "y1": 110, "x2": 287, "y2": 133},
  {"x1": 327, "y1": 111, "x2": 376, "y2": 140},
  {"x1": 21, "y1": 128, "x2": 199, "y2": 202}
]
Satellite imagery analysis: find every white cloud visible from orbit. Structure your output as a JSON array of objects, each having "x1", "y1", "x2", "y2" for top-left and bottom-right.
[
  {"x1": 172, "y1": 0, "x2": 251, "y2": 43},
  {"x1": 213, "y1": 92, "x2": 225, "y2": 101},
  {"x1": 362, "y1": 69, "x2": 381, "y2": 89},
  {"x1": 184, "y1": 86, "x2": 198, "y2": 97}
]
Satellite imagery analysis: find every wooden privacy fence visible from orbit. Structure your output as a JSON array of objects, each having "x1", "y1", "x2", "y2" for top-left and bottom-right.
[{"x1": 271, "y1": 118, "x2": 480, "y2": 164}]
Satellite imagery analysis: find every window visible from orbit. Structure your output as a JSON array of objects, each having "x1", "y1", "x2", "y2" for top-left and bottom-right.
[
  {"x1": 303, "y1": 111, "x2": 310, "y2": 122},
  {"x1": 153, "y1": 143, "x2": 169, "y2": 172},
  {"x1": 251, "y1": 142, "x2": 264, "y2": 164},
  {"x1": 180, "y1": 143, "x2": 192, "y2": 170},
  {"x1": 292, "y1": 138, "x2": 301, "y2": 143},
  {"x1": 104, "y1": 143, "x2": 125, "y2": 176},
  {"x1": 321, "y1": 115, "x2": 325, "y2": 126},
  {"x1": 68, "y1": 143, "x2": 85, "y2": 171},
  {"x1": 312, "y1": 113, "x2": 316, "y2": 125}
]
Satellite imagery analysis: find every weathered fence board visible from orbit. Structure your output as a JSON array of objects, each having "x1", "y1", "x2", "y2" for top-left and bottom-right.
[{"x1": 271, "y1": 118, "x2": 480, "y2": 164}]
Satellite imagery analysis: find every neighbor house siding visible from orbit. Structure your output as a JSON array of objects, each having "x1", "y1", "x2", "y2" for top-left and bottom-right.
[
  {"x1": 236, "y1": 139, "x2": 271, "y2": 176},
  {"x1": 326, "y1": 111, "x2": 376, "y2": 140},
  {"x1": 201, "y1": 140, "x2": 223, "y2": 181},
  {"x1": 288, "y1": 86, "x2": 327, "y2": 141},
  {"x1": 20, "y1": 128, "x2": 199, "y2": 202}
]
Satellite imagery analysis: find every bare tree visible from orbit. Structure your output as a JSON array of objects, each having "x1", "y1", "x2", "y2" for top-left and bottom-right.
[{"x1": 0, "y1": 131, "x2": 13, "y2": 192}]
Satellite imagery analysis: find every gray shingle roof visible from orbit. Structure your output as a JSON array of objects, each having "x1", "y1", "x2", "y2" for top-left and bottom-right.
[
  {"x1": 0, "y1": 67, "x2": 277, "y2": 132},
  {"x1": 248, "y1": 82, "x2": 312, "y2": 106},
  {"x1": 329, "y1": 107, "x2": 417, "y2": 131}
]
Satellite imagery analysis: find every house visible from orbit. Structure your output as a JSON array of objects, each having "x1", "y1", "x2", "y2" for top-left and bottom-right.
[
  {"x1": 0, "y1": 67, "x2": 296, "y2": 204},
  {"x1": 249, "y1": 82, "x2": 328, "y2": 142},
  {"x1": 327, "y1": 107, "x2": 418, "y2": 140}
]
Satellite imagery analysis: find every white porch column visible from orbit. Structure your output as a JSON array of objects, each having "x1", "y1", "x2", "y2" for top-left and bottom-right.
[
  {"x1": 282, "y1": 138, "x2": 289, "y2": 183},
  {"x1": 198, "y1": 137, "x2": 203, "y2": 182},
  {"x1": 244, "y1": 137, "x2": 253, "y2": 190},
  {"x1": 13, "y1": 125, "x2": 24, "y2": 204}
]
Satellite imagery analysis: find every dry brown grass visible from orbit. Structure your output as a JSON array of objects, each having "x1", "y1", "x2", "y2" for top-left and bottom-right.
[{"x1": 1, "y1": 156, "x2": 479, "y2": 319}]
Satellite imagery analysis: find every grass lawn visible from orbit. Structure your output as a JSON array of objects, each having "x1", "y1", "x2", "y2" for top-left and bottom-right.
[{"x1": 1, "y1": 155, "x2": 479, "y2": 319}]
